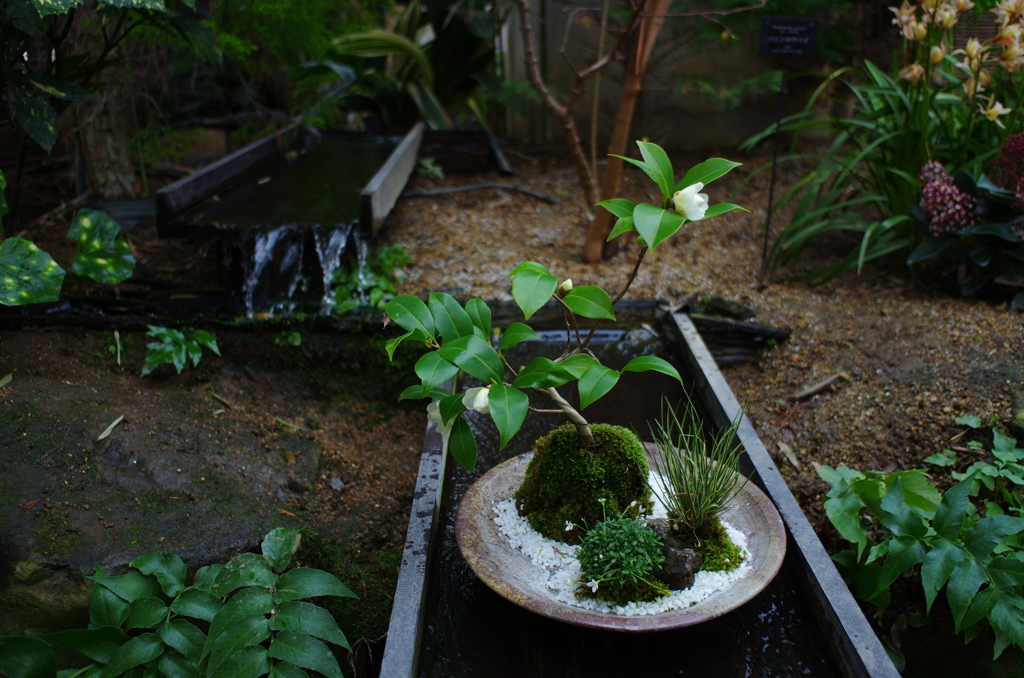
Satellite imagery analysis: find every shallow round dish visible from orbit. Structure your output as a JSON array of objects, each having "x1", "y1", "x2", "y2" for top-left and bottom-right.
[{"x1": 455, "y1": 452, "x2": 787, "y2": 632}]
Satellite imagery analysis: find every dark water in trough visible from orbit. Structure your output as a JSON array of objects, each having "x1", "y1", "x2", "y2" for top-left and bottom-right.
[
  {"x1": 182, "y1": 136, "x2": 397, "y2": 316},
  {"x1": 417, "y1": 326, "x2": 839, "y2": 677}
]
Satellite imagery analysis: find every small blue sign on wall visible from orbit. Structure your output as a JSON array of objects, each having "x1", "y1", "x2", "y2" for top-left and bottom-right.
[{"x1": 759, "y1": 17, "x2": 818, "y2": 59}]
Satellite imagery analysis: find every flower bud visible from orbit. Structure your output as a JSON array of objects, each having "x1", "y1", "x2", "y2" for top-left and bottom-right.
[
  {"x1": 899, "y1": 62, "x2": 927, "y2": 83},
  {"x1": 672, "y1": 182, "x2": 710, "y2": 221},
  {"x1": 930, "y1": 44, "x2": 946, "y2": 64},
  {"x1": 636, "y1": 235, "x2": 649, "y2": 249},
  {"x1": 953, "y1": 0, "x2": 974, "y2": 11},
  {"x1": 560, "y1": 279, "x2": 573, "y2": 293},
  {"x1": 935, "y1": 6, "x2": 957, "y2": 29}
]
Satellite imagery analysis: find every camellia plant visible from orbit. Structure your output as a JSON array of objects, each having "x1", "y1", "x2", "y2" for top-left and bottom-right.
[{"x1": 383, "y1": 141, "x2": 746, "y2": 471}]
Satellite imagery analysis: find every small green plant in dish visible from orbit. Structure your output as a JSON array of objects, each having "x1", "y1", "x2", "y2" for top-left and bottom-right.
[
  {"x1": 574, "y1": 500, "x2": 669, "y2": 606},
  {"x1": 647, "y1": 396, "x2": 747, "y2": 566},
  {"x1": 142, "y1": 326, "x2": 221, "y2": 376}
]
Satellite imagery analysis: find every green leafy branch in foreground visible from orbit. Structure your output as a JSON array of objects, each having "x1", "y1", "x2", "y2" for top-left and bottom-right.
[
  {"x1": 382, "y1": 142, "x2": 748, "y2": 472},
  {"x1": 0, "y1": 528, "x2": 357, "y2": 678},
  {"x1": 819, "y1": 465, "x2": 1024, "y2": 660}
]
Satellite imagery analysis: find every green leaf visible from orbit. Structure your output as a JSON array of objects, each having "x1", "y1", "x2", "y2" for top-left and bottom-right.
[
  {"x1": 273, "y1": 569, "x2": 357, "y2": 604},
  {"x1": 636, "y1": 141, "x2": 675, "y2": 199},
  {"x1": 560, "y1": 354, "x2": 599, "y2": 379},
  {"x1": 203, "y1": 588, "x2": 273, "y2": 657},
  {"x1": 955, "y1": 414, "x2": 982, "y2": 428},
  {"x1": 498, "y1": 322, "x2": 538, "y2": 351},
  {"x1": 924, "y1": 450, "x2": 957, "y2": 467},
  {"x1": 30, "y1": 628, "x2": 128, "y2": 665},
  {"x1": 207, "y1": 615, "x2": 270, "y2": 675},
  {"x1": 428, "y1": 293, "x2": 474, "y2": 342},
  {"x1": 508, "y1": 261, "x2": 553, "y2": 277},
  {"x1": 577, "y1": 365, "x2": 620, "y2": 410},
  {"x1": 99, "y1": 633, "x2": 164, "y2": 678},
  {"x1": 126, "y1": 597, "x2": 168, "y2": 630},
  {"x1": 990, "y1": 590, "x2": 1024, "y2": 654},
  {"x1": 448, "y1": 416, "x2": 477, "y2": 472},
  {"x1": 397, "y1": 385, "x2": 450, "y2": 401},
  {"x1": 384, "y1": 295, "x2": 434, "y2": 339},
  {"x1": 921, "y1": 540, "x2": 967, "y2": 614},
  {"x1": 89, "y1": 583, "x2": 130, "y2": 629},
  {"x1": 511, "y1": 357, "x2": 574, "y2": 389},
  {"x1": 888, "y1": 471, "x2": 941, "y2": 515},
  {"x1": 12, "y1": 83, "x2": 58, "y2": 152},
  {"x1": 191, "y1": 565, "x2": 223, "y2": 592},
  {"x1": 464, "y1": 299, "x2": 491, "y2": 336},
  {"x1": 269, "y1": 601, "x2": 350, "y2": 650},
  {"x1": 385, "y1": 329, "x2": 414, "y2": 361},
  {"x1": 210, "y1": 646, "x2": 269, "y2": 678},
  {"x1": 487, "y1": 385, "x2": 529, "y2": 449},
  {"x1": 157, "y1": 651, "x2": 197, "y2": 678},
  {"x1": 213, "y1": 554, "x2": 277, "y2": 595},
  {"x1": 621, "y1": 356, "x2": 682, "y2": 385},
  {"x1": 987, "y1": 556, "x2": 1024, "y2": 588},
  {"x1": 596, "y1": 198, "x2": 636, "y2": 219},
  {"x1": 947, "y1": 556, "x2": 988, "y2": 631},
  {"x1": 823, "y1": 490, "x2": 869, "y2": 556},
  {"x1": 993, "y1": 428, "x2": 1017, "y2": 455},
  {"x1": 879, "y1": 479, "x2": 928, "y2": 538},
  {"x1": 0, "y1": 170, "x2": 7, "y2": 223},
  {"x1": 268, "y1": 662, "x2": 307, "y2": 678},
  {"x1": 0, "y1": 237, "x2": 65, "y2": 306},
  {"x1": 21, "y1": 74, "x2": 90, "y2": 101},
  {"x1": 510, "y1": 267, "x2": 557, "y2": 320},
  {"x1": 67, "y1": 210, "x2": 136, "y2": 284},
  {"x1": 701, "y1": 203, "x2": 749, "y2": 220},
  {"x1": 414, "y1": 351, "x2": 459, "y2": 389},
  {"x1": 104, "y1": 0, "x2": 167, "y2": 9},
  {"x1": 267, "y1": 632, "x2": 341, "y2": 678},
  {"x1": 192, "y1": 330, "x2": 220, "y2": 356},
  {"x1": 91, "y1": 567, "x2": 164, "y2": 604},
  {"x1": 562, "y1": 286, "x2": 615, "y2": 321},
  {"x1": 934, "y1": 475, "x2": 974, "y2": 540},
  {"x1": 873, "y1": 535, "x2": 926, "y2": 598},
  {"x1": 963, "y1": 515, "x2": 1024, "y2": 561},
  {"x1": 160, "y1": 619, "x2": 206, "y2": 665},
  {"x1": 436, "y1": 335, "x2": 504, "y2": 384},
  {"x1": 437, "y1": 392, "x2": 466, "y2": 426},
  {"x1": 260, "y1": 528, "x2": 311, "y2": 572},
  {"x1": 632, "y1": 203, "x2": 685, "y2": 251},
  {"x1": 10, "y1": 0, "x2": 45, "y2": 33},
  {"x1": 0, "y1": 636, "x2": 56, "y2": 678},
  {"x1": 131, "y1": 553, "x2": 187, "y2": 598},
  {"x1": 170, "y1": 589, "x2": 222, "y2": 622},
  {"x1": 674, "y1": 158, "x2": 742, "y2": 193},
  {"x1": 605, "y1": 215, "x2": 635, "y2": 241},
  {"x1": 332, "y1": 30, "x2": 433, "y2": 87},
  {"x1": 609, "y1": 153, "x2": 660, "y2": 191}
]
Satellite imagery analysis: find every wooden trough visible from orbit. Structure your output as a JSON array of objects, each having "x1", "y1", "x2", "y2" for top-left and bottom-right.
[{"x1": 379, "y1": 309, "x2": 901, "y2": 678}]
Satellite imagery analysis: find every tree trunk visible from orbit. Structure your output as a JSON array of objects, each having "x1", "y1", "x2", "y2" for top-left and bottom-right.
[
  {"x1": 77, "y1": 88, "x2": 136, "y2": 201},
  {"x1": 582, "y1": 0, "x2": 671, "y2": 264}
]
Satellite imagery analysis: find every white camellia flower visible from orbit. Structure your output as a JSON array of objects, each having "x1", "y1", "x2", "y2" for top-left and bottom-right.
[
  {"x1": 462, "y1": 385, "x2": 491, "y2": 414},
  {"x1": 672, "y1": 182, "x2": 709, "y2": 221},
  {"x1": 426, "y1": 399, "x2": 454, "y2": 453}
]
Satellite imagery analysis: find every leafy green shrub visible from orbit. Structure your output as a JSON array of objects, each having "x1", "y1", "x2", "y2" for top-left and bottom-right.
[
  {"x1": 142, "y1": 327, "x2": 221, "y2": 376},
  {"x1": 744, "y1": 3, "x2": 1022, "y2": 284},
  {"x1": 575, "y1": 507, "x2": 669, "y2": 606},
  {"x1": 331, "y1": 244, "x2": 410, "y2": 315},
  {"x1": 0, "y1": 528, "x2": 356, "y2": 678},
  {"x1": 819, "y1": 465, "x2": 1024, "y2": 659}
]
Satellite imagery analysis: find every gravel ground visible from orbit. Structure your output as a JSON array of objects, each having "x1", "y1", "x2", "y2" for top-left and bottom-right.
[{"x1": 380, "y1": 141, "x2": 1024, "y2": 536}]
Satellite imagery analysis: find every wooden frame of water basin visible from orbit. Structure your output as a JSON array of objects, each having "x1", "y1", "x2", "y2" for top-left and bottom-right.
[
  {"x1": 155, "y1": 123, "x2": 424, "y2": 238},
  {"x1": 379, "y1": 309, "x2": 901, "y2": 678}
]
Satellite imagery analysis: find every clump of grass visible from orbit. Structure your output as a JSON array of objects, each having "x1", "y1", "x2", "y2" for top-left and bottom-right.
[{"x1": 648, "y1": 396, "x2": 748, "y2": 538}]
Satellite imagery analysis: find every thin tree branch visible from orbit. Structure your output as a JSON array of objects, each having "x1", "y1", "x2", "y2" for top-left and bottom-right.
[{"x1": 578, "y1": 247, "x2": 647, "y2": 351}]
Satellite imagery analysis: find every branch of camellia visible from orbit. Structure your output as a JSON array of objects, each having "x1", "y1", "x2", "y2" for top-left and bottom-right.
[
  {"x1": 544, "y1": 386, "x2": 595, "y2": 447},
  {"x1": 553, "y1": 295, "x2": 583, "y2": 359},
  {"x1": 578, "y1": 247, "x2": 648, "y2": 352}
]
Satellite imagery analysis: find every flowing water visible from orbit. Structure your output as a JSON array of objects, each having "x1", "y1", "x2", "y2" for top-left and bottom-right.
[
  {"x1": 182, "y1": 135, "x2": 397, "y2": 316},
  {"x1": 417, "y1": 325, "x2": 841, "y2": 678}
]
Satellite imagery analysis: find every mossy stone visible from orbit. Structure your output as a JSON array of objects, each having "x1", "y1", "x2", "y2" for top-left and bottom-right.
[{"x1": 514, "y1": 423, "x2": 651, "y2": 544}]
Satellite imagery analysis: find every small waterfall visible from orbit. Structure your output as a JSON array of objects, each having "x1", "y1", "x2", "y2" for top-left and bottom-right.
[
  {"x1": 242, "y1": 226, "x2": 290, "y2": 317},
  {"x1": 351, "y1": 231, "x2": 371, "y2": 306},
  {"x1": 314, "y1": 223, "x2": 355, "y2": 315}
]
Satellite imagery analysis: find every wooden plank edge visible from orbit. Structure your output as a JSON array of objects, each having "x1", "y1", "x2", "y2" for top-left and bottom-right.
[
  {"x1": 362, "y1": 122, "x2": 425, "y2": 237},
  {"x1": 666, "y1": 311, "x2": 901, "y2": 678}
]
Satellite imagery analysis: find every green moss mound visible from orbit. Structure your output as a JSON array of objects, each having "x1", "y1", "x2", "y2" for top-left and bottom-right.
[
  {"x1": 514, "y1": 423, "x2": 652, "y2": 545},
  {"x1": 681, "y1": 515, "x2": 745, "y2": 573}
]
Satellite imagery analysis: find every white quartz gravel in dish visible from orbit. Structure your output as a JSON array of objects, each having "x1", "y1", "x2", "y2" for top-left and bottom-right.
[{"x1": 491, "y1": 496, "x2": 753, "y2": 616}]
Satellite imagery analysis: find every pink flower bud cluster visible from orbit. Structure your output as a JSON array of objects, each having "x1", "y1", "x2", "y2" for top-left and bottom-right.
[
  {"x1": 919, "y1": 161, "x2": 979, "y2": 235},
  {"x1": 990, "y1": 132, "x2": 1024, "y2": 212}
]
